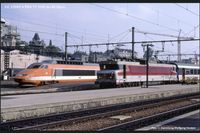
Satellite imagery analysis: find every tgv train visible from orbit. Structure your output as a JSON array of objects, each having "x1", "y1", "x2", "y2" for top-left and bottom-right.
[
  {"x1": 96, "y1": 60, "x2": 200, "y2": 88},
  {"x1": 14, "y1": 60, "x2": 99, "y2": 86}
]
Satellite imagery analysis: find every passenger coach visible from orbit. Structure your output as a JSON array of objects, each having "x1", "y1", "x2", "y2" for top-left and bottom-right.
[{"x1": 175, "y1": 63, "x2": 200, "y2": 83}]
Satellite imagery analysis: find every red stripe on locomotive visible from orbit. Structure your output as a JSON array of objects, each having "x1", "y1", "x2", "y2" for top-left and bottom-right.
[{"x1": 118, "y1": 65, "x2": 176, "y2": 76}]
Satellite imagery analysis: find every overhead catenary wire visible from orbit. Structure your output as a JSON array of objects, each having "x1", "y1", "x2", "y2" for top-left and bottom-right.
[
  {"x1": 20, "y1": 34, "x2": 64, "y2": 44},
  {"x1": 18, "y1": 28, "x2": 64, "y2": 37},
  {"x1": 134, "y1": 28, "x2": 194, "y2": 39},
  {"x1": 4, "y1": 17, "x2": 111, "y2": 50},
  {"x1": 3, "y1": 16, "x2": 109, "y2": 40},
  {"x1": 66, "y1": 38, "x2": 200, "y2": 48},
  {"x1": 19, "y1": 29, "x2": 98, "y2": 46},
  {"x1": 68, "y1": 33, "x2": 93, "y2": 44},
  {"x1": 18, "y1": 30, "x2": 93, "y2": 48},
  {"x1": 175, "y1": 3, "x2": 199, "y2": 17},
  {"x1": 183, "y1": 25, "x2": 199, "y2": 37},
  {"x1": 158, "y1": 54, "x2": 200, "y2": 56},
  {"x1": 117, "y1": 31, "x2": 131, "y2": 42},
  {"x1": 90, "y1": 3, "x2": 181, "y2": 33},
  {"x1": 109, "y1": 29, "x2": 130, "y2": 41},
  {"x1": 139, "y1": 5, "x2": 195, "y2": 27}
]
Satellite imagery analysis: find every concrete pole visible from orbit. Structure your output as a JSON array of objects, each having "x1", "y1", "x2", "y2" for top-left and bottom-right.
[
  {"x1": 177, "y1": 39, "x2": 181, "y2": 62},
  {"x1": 142, "y1": 43, "x2": 153, "y2": 88},
  {"x1": 107, "y1": 34, "x2": 109, "y2": 51},
  {"x1": 132, "y1": 27, "x2": 135, "y2": 60},
  {"x1": 65, "y1": 32, "x2": 68, "y2": 63},
  {"x1": 146, "y1": 44, "x2": 149, "y2": 88},
  {"x1": 177, "y1": 29, "x2": 181, "y2": 62}
]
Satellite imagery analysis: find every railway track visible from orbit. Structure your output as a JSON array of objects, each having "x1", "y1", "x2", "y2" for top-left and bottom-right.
[
  {"x1": 98, "y1": 103, "x2": 199, "y2": 131},
  {"x1": 1, "y1": 92, "x2": 199, "y2": 131}
]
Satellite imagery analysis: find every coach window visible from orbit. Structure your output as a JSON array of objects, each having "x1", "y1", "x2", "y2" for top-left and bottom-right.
[
  {"x1": 198, "y1": 70, "x2": 200, "y2": 74},
  {"x1": 186, "y1": 70, "x2": 190, "y2": 75},
  {"x1": 190, "y1": 69, "x2": 193, "y2": 74},
  {"x1": 194, "y1": 69, "x2": 197, "y2": 74}
]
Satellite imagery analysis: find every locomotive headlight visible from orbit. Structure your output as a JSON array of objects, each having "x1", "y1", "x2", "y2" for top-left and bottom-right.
[{"x1": 98, "y1": 74, "x2": 102, "y2": 79}]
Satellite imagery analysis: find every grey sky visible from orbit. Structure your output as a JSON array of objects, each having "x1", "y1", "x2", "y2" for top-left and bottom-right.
[{"x1": 1, "y1": 3, "x2": 199, "y2": 60}]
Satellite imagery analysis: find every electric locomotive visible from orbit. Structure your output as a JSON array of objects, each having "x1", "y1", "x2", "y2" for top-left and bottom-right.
[{"x1": 96, "y1": 60, "x2": 177, "y2": 88}]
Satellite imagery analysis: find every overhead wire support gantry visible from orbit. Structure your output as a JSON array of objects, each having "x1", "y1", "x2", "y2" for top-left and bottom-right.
[
  {"x1": 64, "y1": 38, "x2": 199, "y2": 63},
  {"x1": 66, "y1": 38, "x2": 200, "y2": 48}
]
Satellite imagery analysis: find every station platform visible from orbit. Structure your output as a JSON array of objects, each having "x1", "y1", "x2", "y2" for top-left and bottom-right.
[{"x1": 1, "y1": 84, "x2": 199, "y2": 121}]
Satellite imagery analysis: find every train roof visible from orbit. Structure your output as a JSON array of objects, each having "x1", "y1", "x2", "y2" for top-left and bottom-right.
[
  {"x1": 99, "y1": 60, "x2": 175, "y2": 67},
  {"x1": 175, "y1": 63, "x2": 200, "y2": 69},
  {"x1": 40, "y1": 60, "x2": 83, "y2": 65},
  {"x1": 39, "y1": 60, "x2": 98, "y2": 66},
  {"x1": 100, "y1": 60, "x2": 140, "y2": 65}
]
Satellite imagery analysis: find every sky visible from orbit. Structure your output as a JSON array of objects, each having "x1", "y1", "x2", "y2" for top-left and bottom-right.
[{"x1": 1, "y1": 3, "x2": 199, "y2": 60}]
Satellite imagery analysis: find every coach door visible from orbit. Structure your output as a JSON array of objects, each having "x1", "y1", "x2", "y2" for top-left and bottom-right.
[{"x1": 182, "y1": 68, "x2": 185, "y2": 81}]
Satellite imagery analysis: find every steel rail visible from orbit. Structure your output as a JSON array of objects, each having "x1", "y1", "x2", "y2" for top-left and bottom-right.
[{"x1": 98, "y1": 103, "x2": 200, "y2": 131}]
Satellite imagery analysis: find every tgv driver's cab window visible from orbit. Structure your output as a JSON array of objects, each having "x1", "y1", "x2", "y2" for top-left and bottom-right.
[
  {"x1": 40, "y1": 65, "x2": 48, "y2": 69},
  {"x1": 27, "y1": 64, "x2": 42, "y2": 69}
]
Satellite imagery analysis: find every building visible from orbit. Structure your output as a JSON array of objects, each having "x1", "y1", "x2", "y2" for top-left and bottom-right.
[
  {"x1": 113, "y1": 48, "x2": 136, "y2": 59},
  {"x1": 181, "y1": 57, "x2": 199, "y2": 65},
  {"x1": 71, "y1": 51, "x2": 89, "y2": 62},
  {"x1": 1, "y1": 18, "x2": 20, "y2": 47},
  {"x1": 89, "y1": 51, "x2": 106, "y2": 63},
  {"x1": 29, "y1": 33, "x2": 45, "y2": 46},
  {"x1": 0, "y1": 49, "x2": 62, "y2": 74},
  {"x1": 29, "y1": 33, "x2": 45, "y2": 54}
]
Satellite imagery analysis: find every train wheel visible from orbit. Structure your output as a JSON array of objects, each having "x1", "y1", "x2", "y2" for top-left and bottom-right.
[
  {"x1": 99, "y1": 84, "x2": 104, "y2": 88},
  {"x1": 128, "y1": 82, "x2": 132, "y2": 87},
  {"x1": 37, "y1": 81, "x2": 45, "y2": 86}
]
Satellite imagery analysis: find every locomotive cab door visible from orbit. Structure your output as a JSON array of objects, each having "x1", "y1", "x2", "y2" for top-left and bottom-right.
[{"x1": 123, "y1": 65, "x2": 126, "y2": 80}]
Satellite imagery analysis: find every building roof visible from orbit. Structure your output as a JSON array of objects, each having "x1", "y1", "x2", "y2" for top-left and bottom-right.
[
  {"x1": 1, "y1": 18, "x2": 9, "y2": 25},
  {"x1": 1, "y1": 18, "x2": 6, "y2": 23}
]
